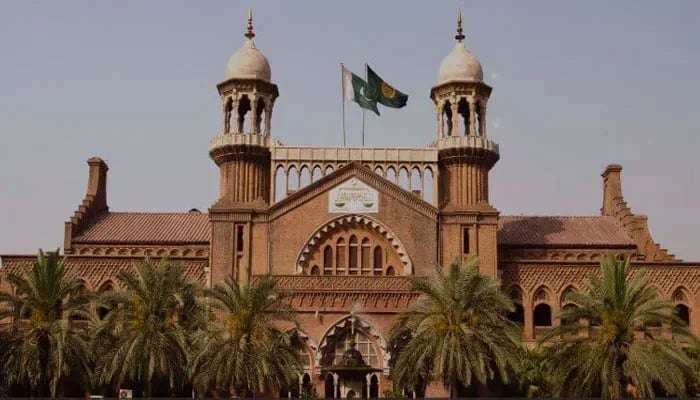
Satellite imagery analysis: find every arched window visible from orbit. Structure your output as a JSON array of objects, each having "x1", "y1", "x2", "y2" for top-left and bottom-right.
[
  {"x1": 323, "y1": 245, "x2": 333, "y2": 275},
  {"x1": 386, "y1": 266, "x2": 395, "y2": 276},
  {"x1": 336, "y1": 238, "x2": 346, "y2": 274},
  {"x1": 301, "y1": 373, "x2": 312, "y2": 395},
  {"x1": 310, "y1": 265, "x2": 320, "y2": 275},
  {"x1": 676, "y1": 304, "x2": 690, "y2": 326},
  {"x1": 370, "y1": 374, "x2": 379, "y2": 398},
  {"x1": 348, "y1": 235, "x2": 358, "y2": 275},
  {"x1": 373, "y1": 246, "x2": 383, "y2": 276},
  {"x1": 325, "y1": 374, "x2": 335, "y2": 399},
  {"x1": 361, "y1": 238, "x2": 371, "y2": 275},
  {"x1": 533, "y1": 304, "x2": 552, "y2": 327},
  {"x1": 97, "y1": 282, "x2": 115, "y2": 320}
]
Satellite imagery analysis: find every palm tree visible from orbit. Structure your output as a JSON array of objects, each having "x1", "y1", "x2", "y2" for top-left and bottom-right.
[
  {"x1": 541, "y1": 254, "x2": 698, "y2": 398},
  {"x1": 96, "y1": 257, "x2": 201, "y2": 397},
  {"x1": 515, "y1": 347, "x2": 552, "y2": 398},
  {"x1": 388, "y1": 255, "x2": 522, "y2": 398},
  {"x1": 0, "y1": 249, "x2": 92, "y2": 398},
  {"x1": 189, "y1": 275, "x2": 303, "y2": 397}
]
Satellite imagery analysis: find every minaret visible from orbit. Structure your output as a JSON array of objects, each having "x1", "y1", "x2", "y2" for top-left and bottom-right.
[
  {"x1": 209, "y1": 9, "x2": 277, "y2": 284},
  {"x1": 433, "y1": 11, "x2": 500, "y2": 276}
]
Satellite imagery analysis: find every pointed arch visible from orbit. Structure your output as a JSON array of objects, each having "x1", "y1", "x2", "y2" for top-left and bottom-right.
[
  {"x1": 299, "y1": 165, "x2": 311, "y2": 188},
  {"x1": 560, "y1": 285, "x2": 578, "y2": 306},
  {"x1": 295, "y1": 214, "x2": 413, "y2": 275},
  {"x1": 312, "y1": 165, "x2": 323, "y2": 182},
  {"x1": 398, "y1": 167, "x2": 409, "y2": 190},
  {"x1": 385, "y1": 166, "x2": 397, "y2": 184},
  {"x1": 317, "y1": 315, "x2": 389, "y2": 374}
]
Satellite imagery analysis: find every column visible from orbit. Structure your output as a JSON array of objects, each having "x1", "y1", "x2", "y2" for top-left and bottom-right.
[
  {"x1": 523, "y1": 297, "x2": 534, "y2": 341},
  {"x1": 264, "y1": 100, "x2": 273, "y2": 136},
  {"x1": 285, "y1": 170, "x2": 290, "y2": 196},
  {"x1": 223, "y1": 97, "x2": 231, "y2": 133},
  {"x1": 270, "y1": 168, "x2": 276, "y2": 204},
  {"x1": 366, "y1": 374, "x2": 371, "y2": 398},
  {"x1": 433, "y1": 170, "x2": 439, "y2": 207},
  {"x1": 450, "y1": 102, "x2": 459, "y2": 136},
  {"x1": 436, "y1": 103, "x2": 443, "y2": 138},
  {"x1": 479, "y1": 103, "x2": 487, "y2": 137},
  {"x1": 468, "y1": 98, "x2": 477, "y2": 136},
  {"x1": 333, "y1": 374, "x2": 339, "y2": 399},
  {"x1": 251, "y1": 95, "x2": 260, "y2": 134}
]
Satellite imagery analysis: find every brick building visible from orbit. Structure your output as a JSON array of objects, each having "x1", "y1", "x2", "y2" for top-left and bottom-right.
[{"x1": 2, "y1": 12, "x2": 699, "y2": 398}]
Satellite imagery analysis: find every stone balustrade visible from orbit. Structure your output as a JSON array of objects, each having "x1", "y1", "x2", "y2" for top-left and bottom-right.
[
  {"x1": 209, "y1": 133, "x2": 269, "y2": 151},
  {"x1": 437, "y1": 135, "x2": 499, "y2": 153}
]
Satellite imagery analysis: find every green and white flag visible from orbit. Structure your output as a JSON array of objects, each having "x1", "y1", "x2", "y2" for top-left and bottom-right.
[
  {"x1": 342, "y1": 64, "x2": 380, "y2": 116},
  {"x1": 366, "y1": 64, "x2": 408, "y2": 109}
]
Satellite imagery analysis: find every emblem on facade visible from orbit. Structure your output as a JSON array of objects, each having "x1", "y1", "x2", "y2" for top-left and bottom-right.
[{"x1": 329, "y1": 178, "x2": 379, "y2": 213}]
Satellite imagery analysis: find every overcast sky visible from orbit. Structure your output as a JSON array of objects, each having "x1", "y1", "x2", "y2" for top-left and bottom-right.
[{"x1": 1, "y1": 1, "x2": 699, "y2": 260}]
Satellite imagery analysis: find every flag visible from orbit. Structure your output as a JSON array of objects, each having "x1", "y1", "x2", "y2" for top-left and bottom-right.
[
  {"x1": 365, "y1": 65, "x2": 408, "y2": 109},
  {"x1": 342, "y1": 65, "x2": 380, "y2": 116}
]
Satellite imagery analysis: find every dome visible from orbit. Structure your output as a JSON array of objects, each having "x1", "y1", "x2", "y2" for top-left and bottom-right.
[
  {"x1": 224, "y1": 39, "x2": 271, "y2": 81},
  {"x1": 437, "y1": 41, "x2": 483, "y2": 84}
]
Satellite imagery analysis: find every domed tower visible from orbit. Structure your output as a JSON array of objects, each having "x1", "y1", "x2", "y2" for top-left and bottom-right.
[
  {"x1": 209, "y1": 9, "x2": 277, "y2": 284},
  {"x1": 433, "y1": 12, "x2": 500, "y2": 276},
  {"x1": 210, "y1": 8, "x2": 277, "y2": 205}
]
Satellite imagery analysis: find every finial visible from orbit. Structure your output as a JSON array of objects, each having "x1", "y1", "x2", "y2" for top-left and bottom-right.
[
  {"x1": 455, "y1": 9, "x2": 465, "y2": 42},
  {"x1": 245, "y1": 8, "x2": 255, "y2": 40}
]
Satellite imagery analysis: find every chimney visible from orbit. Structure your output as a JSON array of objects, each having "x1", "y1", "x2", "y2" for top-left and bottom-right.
[
  {"x1": 86, "y1": 157, "x2": 109, "y2": 212},
  {"x1": 601, "y1": 164, "x2": 623, "y2": 216}
]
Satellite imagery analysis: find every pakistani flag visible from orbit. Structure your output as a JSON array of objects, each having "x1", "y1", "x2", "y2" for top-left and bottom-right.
[
  {"x1": 366, "y1": 65, "x2": 408, "y2": 108},
  {"x1": 342, "y1": 65, "x2": 380, "y2": 116}
]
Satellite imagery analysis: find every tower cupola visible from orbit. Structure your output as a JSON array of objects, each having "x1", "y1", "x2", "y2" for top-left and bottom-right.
[
  {"x1": 432, "y1": 11, "x2": 499, "y2": 208},
  {"x1": 209, "y1": 8, "x2": 277, "y2": 204}
]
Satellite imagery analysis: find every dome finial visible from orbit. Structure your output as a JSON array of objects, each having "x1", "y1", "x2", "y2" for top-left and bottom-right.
[
  {"x1": 245, "y1": 8, "x2": 255, "y2": 40},
  {"x1": 455, "y1": 9, "x2": 465, "y2": 42}
]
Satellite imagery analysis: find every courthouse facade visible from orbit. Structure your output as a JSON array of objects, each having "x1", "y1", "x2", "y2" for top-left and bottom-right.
[{"x1": 2, "y1": 13, "x2": 700, "y2": 398}]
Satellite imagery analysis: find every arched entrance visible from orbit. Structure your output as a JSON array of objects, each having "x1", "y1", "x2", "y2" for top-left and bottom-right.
[{"x1": 319, "y1": 316, "x2": 387, "y2": 398}]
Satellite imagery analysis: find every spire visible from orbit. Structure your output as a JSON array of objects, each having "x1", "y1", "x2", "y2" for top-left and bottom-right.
[
  {"x1": 245, "y1": 8, "x2": 255, "y2": 40},
  {"x1": 455, "y1": 9, "x2": 465, "y2": 42}
]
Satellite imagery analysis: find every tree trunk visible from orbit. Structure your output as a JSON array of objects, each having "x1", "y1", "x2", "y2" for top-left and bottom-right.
[{"x1": 449, "y1": 378, "x2": 457, "y2": 400}]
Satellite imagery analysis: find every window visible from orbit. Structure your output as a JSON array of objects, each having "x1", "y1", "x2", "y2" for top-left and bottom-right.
[
  {"x1": 361, "y1": 238, "x2": 371, "y2": 275},
  {"x1": 534, "y1": 304, "x2": 552, "y2": 327},
  {"x1": 373, "y1": 246, "x2": 383, "y2": 276},
  {"x1": 386, "y1": 266, "x2": 396, "y2": 276},
  {"x1": 310, "y1": 265, "x2": 320, "y2": 275},
  {"x1": 462, "y1": 226, "x2": 470, "y2": 255},
  {"x1": 332, "y1": 330, "x2": 379, "y2": 368},
  {"x1": 236, "y1": 225, "x2": 244, "y2": 252},
  {"x1": 323, "y1": 246, "x2": 333, "y2": 275},
  {"x1": 348, "y1": 236, "x2": 358, "y2": 275}
]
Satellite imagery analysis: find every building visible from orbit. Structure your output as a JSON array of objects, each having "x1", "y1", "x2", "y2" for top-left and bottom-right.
[{"x1": 2, "y1": 11, "x2": 699, "y2": 398}]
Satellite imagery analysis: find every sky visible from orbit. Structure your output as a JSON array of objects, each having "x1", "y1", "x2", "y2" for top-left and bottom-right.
[{"x1": 0, "y1": 1, "x2": 699, "y2": 260}]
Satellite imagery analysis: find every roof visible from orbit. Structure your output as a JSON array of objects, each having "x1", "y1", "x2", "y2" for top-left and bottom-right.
[
  {"x1": 73, "y1": 212, "x2": 210, "y2": 244},
  {"x1": 498, "y1": 216, "x2": 635, "y2": 247},
  {"x1": 68, "y1": 211, "x2": 634, "y2": 248},
  {"x1": 1, "y1": 256, "x2": 207, "y2": 289}
]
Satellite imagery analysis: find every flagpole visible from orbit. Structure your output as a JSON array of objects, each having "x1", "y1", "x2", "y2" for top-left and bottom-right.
[
  {"x1": 340, "y1": 63, "x2": 346, "y2": 147},
  {"x1": 362, "y1": 63, "x2": 367, "y2": 147}
]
